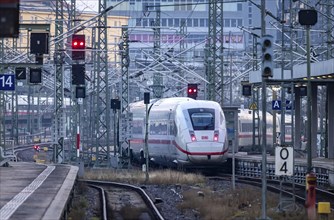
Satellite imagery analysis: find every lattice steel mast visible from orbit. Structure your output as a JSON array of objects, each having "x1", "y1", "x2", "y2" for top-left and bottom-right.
[
  {"x1": 206, "y1": 0, "x2": 223, "y2": 104},
  {"x1": 11, "y1": 39, "x2": 18, "y2": 145},
  {"x1": 119, "y1": 26, "x2": 130, "y2": 167},
  {"x1": 152, "y1": 8, "x2": 163, "y2": 98},
  {"x1": 53, "y1": 0, "x2": 65, "y2": 163},
  {"x1": 69, "y1": 0, "x2": 77, "y2": 161},
  {"x1": 326, "y1": 0, "x2": 334, "y2": 59},
  {"x1": 95, "y1": 0, "x2": 111, "y2": 166}
]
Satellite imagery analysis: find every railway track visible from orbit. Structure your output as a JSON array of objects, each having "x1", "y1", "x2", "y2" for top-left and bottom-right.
[
  {"x1": 80, "y1": 180, "x2": 164, "y2": 220},
  {"x1": 210, "y1": 174, "x2": 334, "y2": 211}
]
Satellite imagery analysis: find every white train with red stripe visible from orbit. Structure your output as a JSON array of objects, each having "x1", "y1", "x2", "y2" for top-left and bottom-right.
[
  {"x1": 238, "y1": 108, "x2": 292, "y2": 153},
  {"x1": 129, "y1": 97, "x2": 229, "y2": 168}
]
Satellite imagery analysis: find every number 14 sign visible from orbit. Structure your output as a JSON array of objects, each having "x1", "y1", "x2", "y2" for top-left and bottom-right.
[
  {"x1": 275, "y1": 146, "x2": 294, "y2": 176},
  {"x1": 0, "y1": 74, "x2": 15, "y2": 91}
]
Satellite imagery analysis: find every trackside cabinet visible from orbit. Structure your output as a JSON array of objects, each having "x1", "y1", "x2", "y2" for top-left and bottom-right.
[{"x1": 223, "y1": 106, "x2": 239, "y2": 153}]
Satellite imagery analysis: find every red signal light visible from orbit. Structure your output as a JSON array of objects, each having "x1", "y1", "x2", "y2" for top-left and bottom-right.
[
  {"x1": 187, "y1": 83, "x2": 198, "y2": 99},
  {"x1": 72, "y1": 40, "x2": 84, "y2": 48},
  {"x1": 72, "y1": 35, "x2": 85, "y2": 49},
  {"x1": 72, "y1": 34, "x2": 85, "y2": 60}
]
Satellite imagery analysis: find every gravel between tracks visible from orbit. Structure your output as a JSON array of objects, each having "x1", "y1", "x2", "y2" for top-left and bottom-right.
[
  {"x1": 71, "y1": 179, "x2": 311, "y2": 220},
  {"x1": 71, "y1": 180, "x2": 230, "y2": 220},
  {"x1": 143, "y1": 184, "x2": 200, "y2": 220}
]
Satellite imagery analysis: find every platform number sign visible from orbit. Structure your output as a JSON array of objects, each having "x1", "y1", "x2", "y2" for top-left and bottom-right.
[
  {"x1": 0, "y1": 74, "x2": 15, "y2": 91},
  {"x1": 275, "y1": 147, "x2": 293, "y2": 176}
]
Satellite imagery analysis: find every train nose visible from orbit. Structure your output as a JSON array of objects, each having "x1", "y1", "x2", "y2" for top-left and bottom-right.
[
  {"x1": 186, "y1": 142, "x2": 227, "y2": 164},
  {"x1": 186, "y1": 142, "x2": 224, "y2": 153}
]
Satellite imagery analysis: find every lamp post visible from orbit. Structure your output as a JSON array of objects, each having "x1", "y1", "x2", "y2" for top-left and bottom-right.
[
  {"x1": 260, "y1": 1, "x2": 268, "y2": 219},
  {"x1": 111, "y1": 98, "x2": 120, "y2": 158},
  {"x1": 298, "y1": 9, "x2": 318, "y2": 220},
  {"x1": 144, "y1": 92, "x2": 150, "y2": 182},
  {"x1": 306, "y1": 25, "x2": 312, "y2": 172}
]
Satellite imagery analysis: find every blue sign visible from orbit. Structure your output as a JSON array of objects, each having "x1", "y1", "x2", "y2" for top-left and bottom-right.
[
  {"x1": 272, "y1": 100, "x2": 281, "y2": 110},
  {"x1": 286, "y1": 100, "x2": 293, "y2": 110},
  {"x1": 272, "y1": 100, "x2": 293, "y2": 110},
  {"x1": 0, "y1": 74, "x2": 15, "y2": 91}
]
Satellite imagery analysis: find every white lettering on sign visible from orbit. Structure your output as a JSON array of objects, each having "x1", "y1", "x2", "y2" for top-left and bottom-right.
[
  {"x1": 0, "y1": 75, "x2": 15, "y2": 91},
  {"x1": 272, "y1": 100, "x2": 281, "y2": 110},
  {"x1": 273, "y1": 101, "x2": 280, "y2": 108},
  {"x1": 275, "y1": 146, "x2": 293, "y2": 176}
]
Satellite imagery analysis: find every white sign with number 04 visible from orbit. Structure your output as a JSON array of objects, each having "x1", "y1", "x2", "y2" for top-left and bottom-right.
[{"x1": 275, "y1": 146, "x2": 294, "y2": 176}]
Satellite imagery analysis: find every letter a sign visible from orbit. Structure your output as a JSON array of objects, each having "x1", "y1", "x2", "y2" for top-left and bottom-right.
[{"x1": 272, "y1": 100, "x2": 281, "y2": 110}]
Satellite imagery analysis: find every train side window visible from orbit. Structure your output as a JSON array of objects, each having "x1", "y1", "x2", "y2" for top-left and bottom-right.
[
  {"x1": 169, "y1": 121, "x2": 177, "y2": 136},
  {"x1": 149, "y1": 121, "x2": 157, "y2": 135},
  {"x1": 242, "y1": 123, "x2": 252, "y2": 132},
  {"x1": 150, "y1": 120, "x2": 168, "y2": 135},
  {"x1": 132, "y1": 120, "x2": 144, "y2": 134},
  {"x1": 160, "y1": 122, "x2": 167, "y2": 135}
]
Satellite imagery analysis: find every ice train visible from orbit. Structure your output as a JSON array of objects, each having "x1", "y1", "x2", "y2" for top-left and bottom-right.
[
  {"x1": 238, "y1": 108, "x2": 292, "y2": 153},
  {"x1": 129, "y1": 97, "x2": 229, "y2": 168}
]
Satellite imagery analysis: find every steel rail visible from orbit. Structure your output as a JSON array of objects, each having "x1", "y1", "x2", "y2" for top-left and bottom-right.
[
  {"x1": 79, "y1": 179, "x2": 165, "y2": 220},
  {"x1": 87, "y1": 184, "x2": 108, "y2": 220}
]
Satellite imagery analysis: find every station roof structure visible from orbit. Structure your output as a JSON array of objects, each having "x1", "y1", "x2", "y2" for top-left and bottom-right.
[{"x1": 249, "y1": 58, "x2": 334, "y2": 84}]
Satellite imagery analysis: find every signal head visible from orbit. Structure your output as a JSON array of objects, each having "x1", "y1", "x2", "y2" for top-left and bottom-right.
[
  {"x1": 187, "y1": 83, "x2": 198, "y2": 99},
  {"x1": 33, "y1": 145, "x2": 40, "y2": 151},
  {"x1": 263, "y1": 67, "x2": 272, "y2": 77},
  {"x1": 264, "y1": 53, "x2": 272, "y2": 61},
  {"x1": 72, "y1": 34, "x2": 86, "y2": 60},
  {"x1": 72, "y1": 34, "x2": 85, "y2": 49},
  {"x1": 263, "y1": 39, "x2": 271, "y2": 48},
  {"x1": 261, "y1": 35, "x2": 274, "y2": 78}
]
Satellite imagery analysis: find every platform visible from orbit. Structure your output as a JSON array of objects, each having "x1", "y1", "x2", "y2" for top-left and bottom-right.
[
  {"x1": 229, "y1": 152, "x2": 334, "y2": 187},
  {"x1": 231, "y1": 152, "x2": 334, "y2": 171},
  {"x1": 0, "y1": 162, "x2": 78, "y2": 220}
]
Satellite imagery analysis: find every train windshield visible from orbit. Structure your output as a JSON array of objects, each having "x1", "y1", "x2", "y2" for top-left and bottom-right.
[{"x1": 188, "y1": 108, "x2": 215, "y2": 130}]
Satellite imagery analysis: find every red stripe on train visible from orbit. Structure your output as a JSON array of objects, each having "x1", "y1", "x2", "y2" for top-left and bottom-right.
[
  {"x1": 130, "y1": 139, "x2": 171, "y2": 144},
  {"x1": 238, "y1": 134, "x2": 292, "y2": 141}
]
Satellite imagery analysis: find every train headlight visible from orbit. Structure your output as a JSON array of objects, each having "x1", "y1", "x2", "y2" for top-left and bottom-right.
[
  {"x1": 189, "y1": 131, "x2": 197, "y2": 142},
  {"x1": 213, "y1": 131, "x2": 219, "y2": 142}
]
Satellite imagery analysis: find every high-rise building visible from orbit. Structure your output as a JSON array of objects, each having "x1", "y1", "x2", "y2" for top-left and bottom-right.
[
  {"x1": 107, "y1": 0, "x2": 279, "y2": 101},
  {"x1": 107, "y1": 0, "x2": 279, "y2": 60}
]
